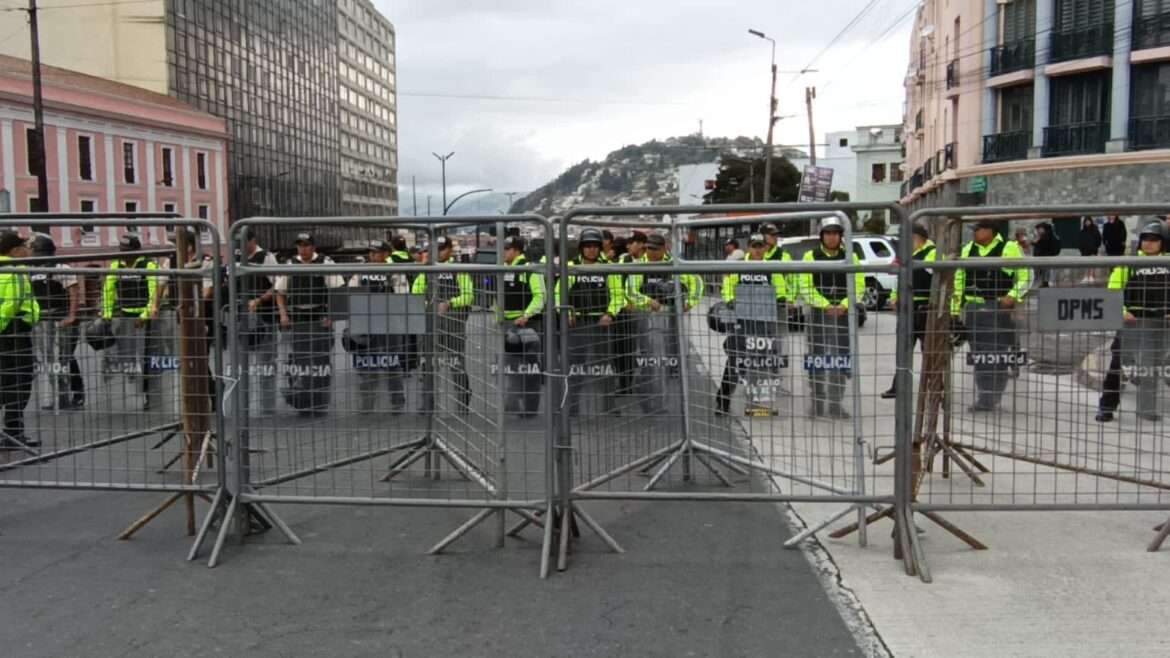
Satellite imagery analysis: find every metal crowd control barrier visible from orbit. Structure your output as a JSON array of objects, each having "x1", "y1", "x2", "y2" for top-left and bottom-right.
[
  {"x1": 543, "y1": 203, "x2": 911, "y2": 573},
  {"x1": 190, "y1": 215, "x2": 559, "y2": 573},
  {"x1": 0, "y1": 214, "x2": 223, "y2": 541},
  {"x1": 898, "y1": 204, "x2": 1170, "y2": 583}
]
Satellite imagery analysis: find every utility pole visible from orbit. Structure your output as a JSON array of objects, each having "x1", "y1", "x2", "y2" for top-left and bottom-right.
[
  {"x1": 806, "y1": 86, "x2": 818, "y2": 166},
  {"x1": 698, "y1": 119, "x2": 703, "y2": 138},
  {"x1": 411, "y1": 176, "x2": 418, "y2": 216},
  {"x1": 432, "y1": 151, "x2": 454, "y2": 215},
  {"x1": 748, "y1": 29, "x2": 777, "y2": 203},
  {"x1": 27, "y1": 0, "x2": 49, "y2": 212},
  {"x1": 426, "y1": 194, "x2": 432, "y2": 216}
]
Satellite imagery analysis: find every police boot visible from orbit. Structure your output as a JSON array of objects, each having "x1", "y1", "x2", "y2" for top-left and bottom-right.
[{"x1": 715, "y1": 383, "x2": 733, "y2": 416}]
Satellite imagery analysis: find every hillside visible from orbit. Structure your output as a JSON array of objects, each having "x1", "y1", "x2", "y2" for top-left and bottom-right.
[{"x1": 511, "y1": 135, "x2": 806, "y2": 216}]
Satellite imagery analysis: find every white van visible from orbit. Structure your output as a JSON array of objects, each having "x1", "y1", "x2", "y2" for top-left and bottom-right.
[{"x1": 777, "y1": 234, "x2": 898, "y2": 310}]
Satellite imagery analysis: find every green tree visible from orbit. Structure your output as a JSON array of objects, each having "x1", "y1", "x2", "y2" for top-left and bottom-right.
[{"x1": 704, "y1": 156, "x2": 801, "y2": 205}]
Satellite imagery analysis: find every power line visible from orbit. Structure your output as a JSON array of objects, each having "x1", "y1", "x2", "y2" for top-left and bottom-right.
[
  {"x1": 397, "y1": 91, "x2": 690, "y2": 107},
  {"x1": 0, "y1": 0, "x2": 157, "y2": 10},
  {"x1": 783, "y1": 0, "x2": 885, "y2": 90}
]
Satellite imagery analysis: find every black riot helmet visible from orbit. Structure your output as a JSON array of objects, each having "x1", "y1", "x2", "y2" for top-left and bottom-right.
[
  {"x1": 28, "y1": 232, "x2": 56, "y2": 257},
  {"x1": 578, "y1": 227, "x2": 604, "y2": 246}
]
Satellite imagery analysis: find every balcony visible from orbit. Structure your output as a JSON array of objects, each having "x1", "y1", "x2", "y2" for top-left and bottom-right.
[
  {"x1": 1134, "y1": 11, "x2": 1170, "y2": 51},
  {"x1": 990, "y1": 39, "x2": 1035, "y2": 77},
  {"x1": 946, "y1": 59, "x2": 959, "y2": 89},
  {"x1": 923, "y1": 156, "x2": 934, "y2": 180},
  {"x1": 900, "y1": 180, "x2": 909, "y2": 198},
  {"x1": 1050, "y1": 23, "x2": 1113, "y2": 63},
  {"x1": 1129, "y1": 115, "x2": 1170, "y2": 151},
  {"x1": 910, "y1": 168, "x2": 924, "y2": 190},
  {"x1": 982, "y1": 131, "x2": 1031, "y2": 163},
  {"x1": 1042, "y1": 121, "x2": 1109, "y2": 157},
  {"x1": 944, "y1": 142, "x2": 957, "y2": 170},
  {"x1": 935, "y1": 150, "x2": 944, "y2": 175}
]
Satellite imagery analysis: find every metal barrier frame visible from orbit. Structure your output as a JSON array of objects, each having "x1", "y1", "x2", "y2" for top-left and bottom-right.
[
  {"x1": 900, "y1": 204, "x2": 1170, "y2": 583},
  {"x1": 0, "y1": 214, "x2": 224, "y2": 539},
  {"x1": 550, "y1": 203, "x2": 912, "y2": 573},
  {"x1": 191, "y1": 214, "x2": 560, "y2": 575}
]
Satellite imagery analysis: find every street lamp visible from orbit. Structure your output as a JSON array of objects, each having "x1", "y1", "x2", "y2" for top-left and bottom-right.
[
  {"x1": 432, "y1": 151, "x2": 455, "y2": 214},
  {"x1": 748, "y1": 28, "x2": 777, "y2": 203},
  {"x1": 444, "y1": 187, "x2": 493, "y2": 216}
]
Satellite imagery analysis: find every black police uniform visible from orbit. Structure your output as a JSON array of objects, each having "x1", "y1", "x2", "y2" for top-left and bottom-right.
[{"x1": 284, "y1": 255, "x2": 334, "y2": 415}]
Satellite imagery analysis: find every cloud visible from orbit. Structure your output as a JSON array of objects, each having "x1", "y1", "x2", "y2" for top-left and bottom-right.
[{"x1": 380, "y1": 0, "x2": 915, "y2": 202}]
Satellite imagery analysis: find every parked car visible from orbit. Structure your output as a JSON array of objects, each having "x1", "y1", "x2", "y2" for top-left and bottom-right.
[{"x1": 777, "y1": 233, "x2": 898, "y2": 311}]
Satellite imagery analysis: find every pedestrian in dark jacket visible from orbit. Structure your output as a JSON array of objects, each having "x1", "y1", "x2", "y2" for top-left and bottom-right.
[
  {"x1": 1077, "y1": 217, "x2": 1102, "y2": 256},
  {"x1": 1033, "y1": 222, "x2": 1062, "y2": 287},
  {"x1": 1102, "y1": 216, "x2": 1127, "y2": 256}
]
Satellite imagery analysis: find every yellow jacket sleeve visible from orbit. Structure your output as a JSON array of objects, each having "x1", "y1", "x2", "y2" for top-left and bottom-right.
[
  {"x1": 950, "y1": 243, "x2": 970, "y2": 315},
  {"x1": 451, "y1": 272, "x2": 474, "y2": 308},
  {"x1": 144, "y1": 261, "x2": 160, "y2": 319},
  {"x1": 1001, "y1": 241, "x2": 1031, "y2": 301},
  {"x1": 722, "y1": 274, "x2": 737, "y2": 303},
  {"x1": 607, "y1": 274, "x2": 624, "y2": 317},
  {"x1": 102, "y1": 264, "x2": 118, "y2": 319},
  {"x1": 524, "y1": 270, "x2": 545, "y2": 318},
  {"x1": 411, "y1": 272, "x2": 426, "y2": 296}
]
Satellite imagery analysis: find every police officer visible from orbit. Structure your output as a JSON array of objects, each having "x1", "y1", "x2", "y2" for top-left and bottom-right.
[
  {"x1": 881, "y1": 224, "x2": 936, "y2": 399},
  {"x1": 716, "y1": 233, "x2": 790, "y2": 415},
  {"x1": 950, "y1": 219, "x2": 1031, "y2": 412},
  {"x1": 412, "y1": 235, "x2": 474, "y2": 411},
  {"x1": 27, "y1": 233, "x2": 84, "y2": 410},
  {"x1": 799, "y1": 217, "x2": 865, "y2": 419},
  {"x1": 558, "y1": 228, "x2": 624, "y2": 415},
  {"x1": 626, "y1": 233, "x2": 701, "y2": 373},
  {"x1": 102, "y1": 233, "x2": 160, "y2": 410},
  {"x1": 275, "y1": 232, "x2": 345, "y2": 417},
  {"x1": 0, "y1": 231, "x2": 40, "y2": 448},
  {"x1": 239, "y1": 228, "x2": 280, "y2": 415},
  {"x1": 613, "y1": 231, "x2": 647, "y2": 396},
  {"x1": 1097, "y1": 222, "x2": 1170, "y2": 423},
  {"x1": 500, "y1": 236, "x2": 545, "y2": 417},
  {"x1": 348, "y1": 239, "x2": 410, "y2": 413},
  {"x1": 149, "y1": 229, "x2": 214, "y2": 411}
]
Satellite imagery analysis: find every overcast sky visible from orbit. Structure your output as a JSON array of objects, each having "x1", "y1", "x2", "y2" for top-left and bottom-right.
[{"x1": 375, "y1": 0, "x2": 916, "y2": 215}]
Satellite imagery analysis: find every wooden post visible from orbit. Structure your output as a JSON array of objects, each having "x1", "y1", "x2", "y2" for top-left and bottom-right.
[{"x1": 175, "y1": 228, "x2": 211, "y2": 535}]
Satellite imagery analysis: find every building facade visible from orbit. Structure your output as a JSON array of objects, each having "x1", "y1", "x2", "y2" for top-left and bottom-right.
[
  {"x1": 338, "y1": 0, "x2": 399, "y2": 217},
  {"x1": 0, "y1": 0, "x2": 399, "y2": 229},
  {"x1": 901, "y1": 0, "x2": 1170, "y2": 239},
  {"x1": 0, "y1": 55, "x2": 227, "y2": 251},
  {"x1": 851, "y1": 124, "x2": 906, "y2": 211}
]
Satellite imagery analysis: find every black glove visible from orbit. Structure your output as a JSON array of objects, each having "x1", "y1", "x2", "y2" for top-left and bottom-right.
[{"x1": 951, "y1": 318, "x2": 969, "y2": 348}]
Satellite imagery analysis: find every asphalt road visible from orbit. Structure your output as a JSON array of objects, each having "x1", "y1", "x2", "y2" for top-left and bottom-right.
[{"x1": 1, "y1": 310, "x2": 867, "y2": 657}]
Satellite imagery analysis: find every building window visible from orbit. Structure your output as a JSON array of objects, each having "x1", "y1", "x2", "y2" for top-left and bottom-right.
[
  {"x1": 890, "y1": 164, "x2": 904, "y2": 182},
  {"x1": 78, "y1": 135, "x2": 94, "y2": 181},
  {"x1": 25, "y1": 127, "x2": 40, "y2": 176},
  {"x1": 161, "y1": 146, "x2": 175, "y2": 186},
  {"x1": 123, "y1": 142, "x2": 137, "y2": 184},
  {"x1": 197, "y1": 204, "x2": 210, "y2": 220},
  {"x1": 1000, "y1": 84, "x2": 1035, "y2": 133},
  {"x1": 1130, "y1": 61, "x2": 1170, "y2": 150},
  {"x1": 80, "y1": 199, "x2": 96, "y2": 213},
  {"x1": 125, "y1": 200, "x2": 139, "y2": 213},
  {"x1": 871, "y1": 163, "x2": 887, "y2": 183},
  {"x1": 1045, "y1": 71, "x2": 1110, "y2": 155},
  {"x1": 27, "y1": 196, "x2": 42, "y2": 212},
  {"x1": 163, "y1": 202, "x2": 177, "y2": 214},
  {"x1": 196, "y1": 152, "x2": 208, "y2": 190},
  {"x1": 838, "y1": 137, "x2": 849, "y2": 148}
]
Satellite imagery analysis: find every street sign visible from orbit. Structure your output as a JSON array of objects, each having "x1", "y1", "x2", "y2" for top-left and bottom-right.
[
  {"x1": 1035, "y1": 288, "x2": 1124, "y2": 332},
  {"x1": 969, "y1": 176, "x2": 987, "y2": 193},
  {"x1": 798, "y1": 165, "x2": 834, "y2": 202}
]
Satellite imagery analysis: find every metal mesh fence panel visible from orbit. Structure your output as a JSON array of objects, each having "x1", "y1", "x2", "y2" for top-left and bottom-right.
[
  {"x1": 0, "y1": 217, "x2": 220, "y2": 514},
  {"x1": 216, "y1": 216, "x2": 556, "y2": 562}
]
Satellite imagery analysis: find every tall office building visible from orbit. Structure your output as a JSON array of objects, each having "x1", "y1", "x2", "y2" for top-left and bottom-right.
[
  {"x1": 338, "y1": 0, "x2": 399, "y2": 217},
  {"x1": 0, "y1": 0, "x2": 399, "y2": 231}
]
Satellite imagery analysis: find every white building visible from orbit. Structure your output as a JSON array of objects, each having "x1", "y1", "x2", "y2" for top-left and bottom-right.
[
  {"x1": 851, "y1": 124, "x2": 905, "y2": 222},
  {"x1": 677, "y1": 163, "x2": 720, "y2": 206},
  {"x1": 789, "y1": 130, "x2": 859, "y2": 201}
]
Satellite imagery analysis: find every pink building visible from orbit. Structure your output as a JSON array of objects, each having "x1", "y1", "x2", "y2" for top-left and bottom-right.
[{"x1": 0, "y1": 54, "x2": 227, "y2": 251}]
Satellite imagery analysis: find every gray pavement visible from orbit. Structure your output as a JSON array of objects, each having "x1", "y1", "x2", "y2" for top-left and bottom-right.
[
  {"x1": 0, "y1": 488, "x2": 865, "y2": 657},
  {"x1": 1, "y1": 310, "x2": 870, "y2": 657}
]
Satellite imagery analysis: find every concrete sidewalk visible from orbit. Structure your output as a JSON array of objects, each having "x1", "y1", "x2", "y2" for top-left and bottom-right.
[{"x1": 691, "y1": 305, "x2": 1170, "y2": 657}]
